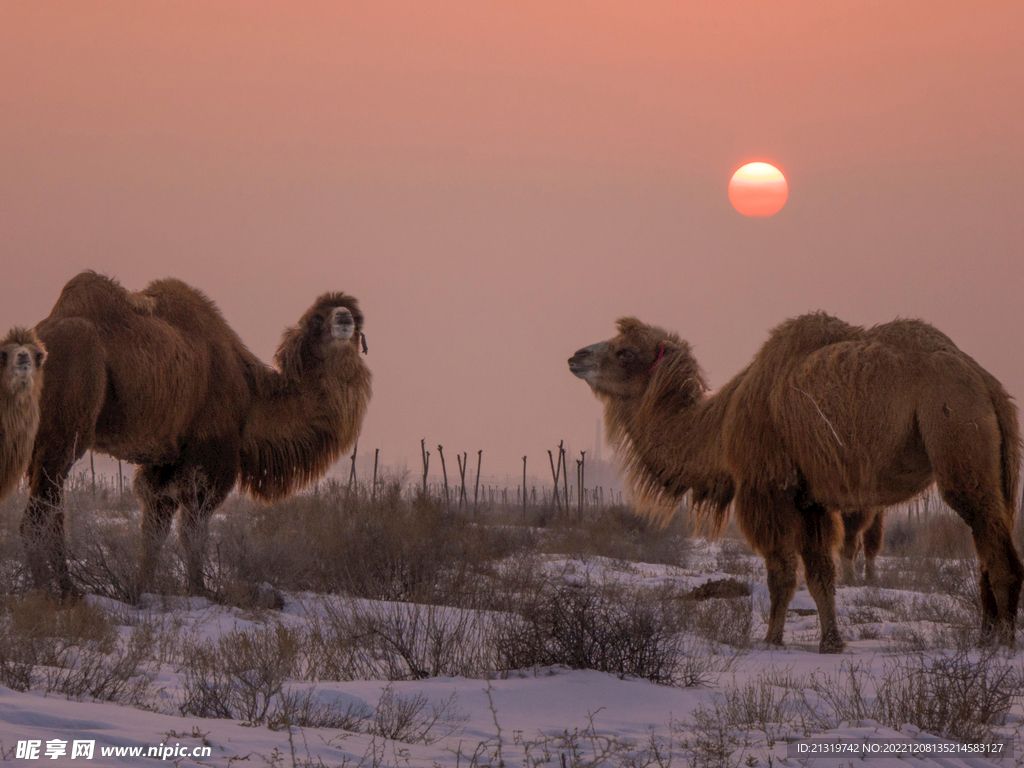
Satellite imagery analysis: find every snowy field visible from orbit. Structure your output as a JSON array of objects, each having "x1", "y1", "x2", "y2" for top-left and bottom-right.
[{"x1": 0, "y1": 492, "x2": 1021, "y2": 768}]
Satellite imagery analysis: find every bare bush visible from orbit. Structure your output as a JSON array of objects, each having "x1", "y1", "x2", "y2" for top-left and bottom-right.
[
  {"x1": 212, "y1": 478, "x2": 530, "y2": 607},
  {"x1": 685, "y1": 596, "x2": 753, "y2": 649},
  {"x1": 268, "y1": 687, "x2": 373, "y2": 731},
  {"x1": 178, "y1": 623, "x2": 301, "y2": 722},
  {"x1": 368, "y1": 685, "x2": 466, "y2": 745},
  {"x1": 801, "y1": 651, "x2": 1021, "y2": 743},
  {"x1": 491, "y1": 578, "x2": 728, "y2": 686},
  {"x1": 541, "y1": 506, "x2": 696, "y2": 567},
  {"x1": 310, "y1": 598, "x2": 497, "y2": 681},
  {"x1": 0, "y1": 595, "x2": 154, "y2": 705}
]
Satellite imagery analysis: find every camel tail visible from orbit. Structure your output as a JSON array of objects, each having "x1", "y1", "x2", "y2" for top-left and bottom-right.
[{"x1": 989, "y1": 378, "x2": 1021, "y2": 519}]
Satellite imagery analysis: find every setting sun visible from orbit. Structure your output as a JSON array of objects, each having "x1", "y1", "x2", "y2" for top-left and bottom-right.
[{"x1": 728, "y1": 162, "x2": 789, "y2": 217}]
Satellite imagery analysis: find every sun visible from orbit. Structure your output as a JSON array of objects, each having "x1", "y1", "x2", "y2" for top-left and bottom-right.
[{"x1": 728, "y1": 162, "x2": 788, "y2": 217}]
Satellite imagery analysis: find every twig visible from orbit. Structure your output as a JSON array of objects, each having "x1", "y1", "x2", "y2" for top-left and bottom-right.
[{"x1": 793, "y1": 387, "x2": 844, "y2": 447}]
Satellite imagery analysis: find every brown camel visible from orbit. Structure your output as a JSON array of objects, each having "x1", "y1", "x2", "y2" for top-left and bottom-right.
[
  {"x1": 18, "y1": 272, "x2": 371, "y2": 597},
  {"x1": 839, "y1": 509, "x2": 885, "y2": 585},
  {"x1": 569, "y1": 313, "x2": 1022, "y2": 652},
  {"x1": 0, "y1": 329, "x2": 46, "y2": 501}
]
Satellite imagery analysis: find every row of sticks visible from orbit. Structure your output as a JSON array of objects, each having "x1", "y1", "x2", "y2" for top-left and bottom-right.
[{"x1": 345, "y1": 439, "x2": 591, "y2": 518}]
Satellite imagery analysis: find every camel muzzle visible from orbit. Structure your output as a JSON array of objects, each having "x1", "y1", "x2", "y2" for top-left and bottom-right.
[
  {"x1": 13, "y1": 351, "x2": 33, "y2": 378},
  {"x1": 331, "y1": 309, "x2": 355, "y2": 341},
  {"x1": 568, "y1": 343, "x2": 606, "y2": 379}
]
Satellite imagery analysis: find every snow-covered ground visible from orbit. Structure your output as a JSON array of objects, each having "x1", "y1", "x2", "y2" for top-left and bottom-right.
[{"x1": 0, "y1": 550, "x2": 1021, "y2": 767}]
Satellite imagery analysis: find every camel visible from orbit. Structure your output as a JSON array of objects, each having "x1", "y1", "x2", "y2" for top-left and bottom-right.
[
  {"x1": 17, "y1": 272, "x2": 371, "y2": 597},
  {"x1": 0, "y1": 328, "x2": 46, "y2": 501},
  {"x1": 569, "y1": 313, "x2": 1022, "y2": 652},
  {"x1": 839, "y1": 509, "x2": 885, "y2": 585}
]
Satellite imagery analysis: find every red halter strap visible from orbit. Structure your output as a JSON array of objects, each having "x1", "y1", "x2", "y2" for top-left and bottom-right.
[{"x1": 649, "y1": 345, "x2": 665, "y2": 373}]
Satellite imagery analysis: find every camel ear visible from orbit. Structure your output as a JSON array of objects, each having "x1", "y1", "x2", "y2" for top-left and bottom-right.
[
  {"x1": 660, "y1": 341, "x2": 681, "y2": 356},
  {"x1": 616, "y1": 317, "x2": 647, "y2": 335}
]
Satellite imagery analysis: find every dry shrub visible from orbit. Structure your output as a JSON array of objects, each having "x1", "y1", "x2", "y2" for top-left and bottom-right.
[
  {"x1": 540, "y1": 505, "x2": 695, "y2": 567},
  {"x1": 307, "y1": 598, "x2": 497, "y2": 681},
  {"x1": 178, "y1": 623, "x2": 301, "y2": 722},
  {"x1": 493, "y1": 579, "x2": 729, "y2": 686},
  {"x1": 298, "y1": 576, "x2": 730, "y2": 688},
  {"x1": 0, "y1": 594, "x2": 154, "y2": 705},
  {"x1": 367, "y1": 686, "x2": 466, "y2": 745},
  {"x1": 802, "y1": 650, "x2": 1021, "y2": 743},
  {"x1": 213, "y1": 478, "x2": 530, "y2": 605},
  {"x1": 686, "y1": 595, "x2": 754, "y2": 649},
  {"x1": 269, "y1": 688, "x2": 372, "y2": 731},
  {"x1": 713, "y1": 539, "x2": 760, "y2": 580},
  {"x1": 176, "y1": 620, "x2": 466, "y2": 744}
]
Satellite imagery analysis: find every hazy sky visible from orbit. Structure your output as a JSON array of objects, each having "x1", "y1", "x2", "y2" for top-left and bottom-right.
[{"x1": 1, "y1": 2, "x2": 1022, "y2": 479}]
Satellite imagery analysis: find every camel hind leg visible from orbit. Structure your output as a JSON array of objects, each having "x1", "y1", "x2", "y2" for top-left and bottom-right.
[
  {"x1": 920, "y1": 402, "x2": 1024, "y2": 645},
  {"x1": 861, "y1": 509, "x2": 884, "y2": 586},
  {"x1": 839, "y1": 510, "x2": 869, "y2": 585},
  {"x1": 941, "y1": 494, "x2": 1022, "y2": 645}
]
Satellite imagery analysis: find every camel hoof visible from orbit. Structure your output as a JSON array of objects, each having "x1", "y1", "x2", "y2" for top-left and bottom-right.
[
  {"x1": 55, "y1": 578, "x2": 84, "y2": 603},
  {"x1": 819, "y1": 635, "x2": 846, "y2": 654}
]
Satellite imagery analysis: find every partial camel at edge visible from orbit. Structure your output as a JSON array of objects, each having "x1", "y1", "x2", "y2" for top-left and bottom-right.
[
  {"x1": 569, "y1": 312, "x2": 1022, "y2": 652},
  {"x1": 0, "y1": 328, "x2": 46, "y2": 502}
]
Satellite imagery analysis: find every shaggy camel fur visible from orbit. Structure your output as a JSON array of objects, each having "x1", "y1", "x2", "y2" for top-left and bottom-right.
[
  {"x1": 839, "y1": 509, "x2": 885, "y2": 585},
  {"x1": 18, "y1": 272, "x2": 371, "y2": 597},
  {"x1": 0, "y1": 329, "x2": 46, "y2": 501},
  {"x1": 570, "y1": 313, "x2": 1022, "y2": 652}
]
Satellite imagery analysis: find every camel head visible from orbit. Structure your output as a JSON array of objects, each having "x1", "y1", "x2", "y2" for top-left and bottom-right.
[
  {"x1": 0, "y1": 327, "x2": 46, "y2": 396},
  {"x1": 569, "y1": 317, "x2": 683, "y2": 399},
  {"x1": 275, "y1": 293, "x2": 368, "y2": 378}
]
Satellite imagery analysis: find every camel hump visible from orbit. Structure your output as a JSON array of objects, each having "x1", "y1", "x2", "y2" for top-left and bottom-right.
[
  {"x1": 48, "y1": 272, "x2": 156, "y2": 321},
  {"x1": 866, "y1": 317, "x2": 958, "y2": 353},
  {"x1": 760, "y1": 312, "x2": 863, "y2": 368}
]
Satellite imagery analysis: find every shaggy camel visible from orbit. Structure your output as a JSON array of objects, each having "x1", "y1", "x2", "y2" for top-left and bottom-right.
[
  {"x1": 0, "y1": 328, "x2": 46, "y2": 501},
  {"x1": 569, "y1": 313, "x2": 1022, "y2": 652},
  {"x1": 839, "y1": 509, "x2": 885, "y2": 585},
  {"x1": 18, "y1": 272, "x2": 371, "y2": 597}
]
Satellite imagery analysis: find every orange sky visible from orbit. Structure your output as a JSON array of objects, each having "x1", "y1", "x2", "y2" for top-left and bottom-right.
[{"x1": 1, "y1": 2, "x2": 1022, "y2": 478}]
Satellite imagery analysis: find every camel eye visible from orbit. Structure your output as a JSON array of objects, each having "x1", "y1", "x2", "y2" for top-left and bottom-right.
[
  {"x1": 35, "y1": 352, "x2": 45, "y2": 366},
  {"x1": 616, "y1": 349, "x2": 635, "y2": 364},
  {"x1": 0, "y1": 352, "x2": 6, "y2": 367}
]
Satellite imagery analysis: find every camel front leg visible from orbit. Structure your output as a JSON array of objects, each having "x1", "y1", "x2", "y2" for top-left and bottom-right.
[
  {"x1": 797, "y1": 505, "x2": 845, "y2": 653},
  {"x1": 176, "y1": 465, "x2": 232, "y2": 596},
  {"x1": 179, "y1": 508, "x2": 211, "y2": 596},
  {"x1": 21, "y1": 498, "x2": 74, "y2": 597},
  {"x1": 763, "y1": 549, "x2": 799, "y2": 646},
  {"x1": 22, "y1": 452, "x2": 78, "y2": 597},
  {"x1": 135, "y1": 465, "x2": 178, "y2": 599}
]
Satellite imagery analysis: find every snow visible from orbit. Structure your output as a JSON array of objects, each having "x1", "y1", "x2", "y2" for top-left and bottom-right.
[{"x1": 0, "y1": 551, "x2": 1020, "y2": 767}]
